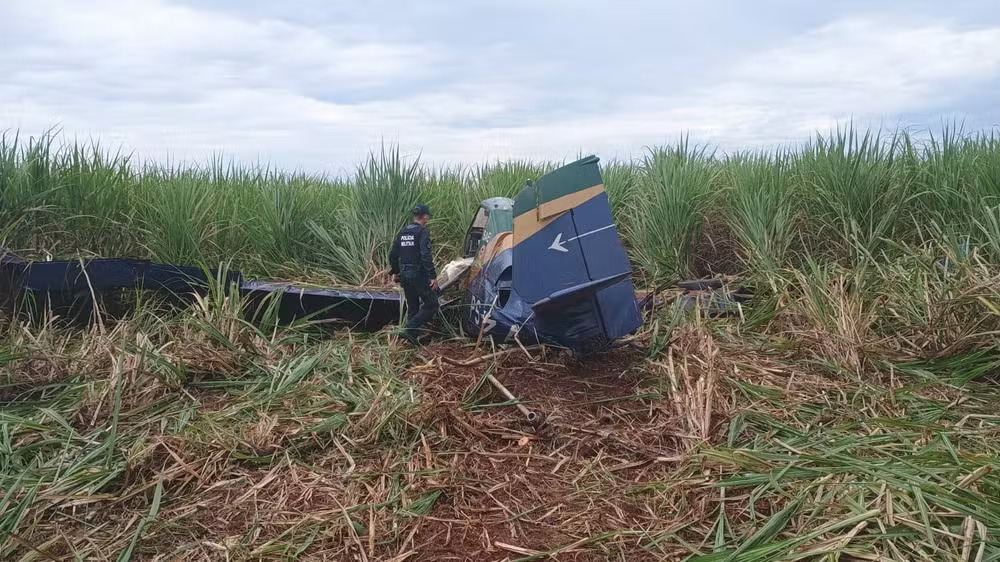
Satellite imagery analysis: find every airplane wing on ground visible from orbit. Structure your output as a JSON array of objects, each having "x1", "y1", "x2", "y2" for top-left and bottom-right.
[
  {"x1": 0, "y1": 250, "x2": 402, "y2": 332},
  {"x1": 511, "y1": 155, "x2": 642, "y2": 355}
]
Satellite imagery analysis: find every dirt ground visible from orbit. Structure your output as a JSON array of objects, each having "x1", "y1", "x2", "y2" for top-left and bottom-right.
[
  {"x1": 2, "y1": 323, "x2": 728, "y2": 561},
  {"x1": 392, "y1": 342, "x2": 704, "y2": 561}
]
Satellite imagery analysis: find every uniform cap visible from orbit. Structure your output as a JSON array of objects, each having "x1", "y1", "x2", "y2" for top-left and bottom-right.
[{"x1": 412, "y1": 204, "x2": 431, "y2": 217}]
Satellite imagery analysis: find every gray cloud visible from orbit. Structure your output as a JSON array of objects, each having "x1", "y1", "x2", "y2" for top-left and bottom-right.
[{"x1": 2, "y1": 0, "x2": 999, "y2": 174}]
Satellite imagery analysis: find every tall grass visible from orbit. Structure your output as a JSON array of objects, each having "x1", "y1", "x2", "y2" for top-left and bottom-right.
[
  {"x1": 308, "y1": 146, "x2": 424, "y2": 285},
  {"x1": 4, "y1": 124, "x2": 1000, "y2": 559},
  {"x1": 723, "y1": 150, "x2": 798, "y2": 272},
  {"x1": 627, "y1": 140, "x2": 719, "y2": 280},
  {"x1": 1, "y1": 124, "x2": 1000, "y2": 285}
]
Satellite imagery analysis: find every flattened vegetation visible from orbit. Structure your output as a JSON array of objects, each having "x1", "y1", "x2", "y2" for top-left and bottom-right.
[{"x1": 3, "y1": 276, "x2": 1000, "y2": 561}]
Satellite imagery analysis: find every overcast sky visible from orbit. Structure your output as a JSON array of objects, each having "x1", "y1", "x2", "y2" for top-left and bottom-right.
[{"x1": 2, "y1": 0, "x2": 999, "y2": 175}]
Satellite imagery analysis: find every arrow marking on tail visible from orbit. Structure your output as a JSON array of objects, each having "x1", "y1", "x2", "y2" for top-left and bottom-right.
[{"x1": 548, "y1": 224, "x2": 616, "y2": 253}]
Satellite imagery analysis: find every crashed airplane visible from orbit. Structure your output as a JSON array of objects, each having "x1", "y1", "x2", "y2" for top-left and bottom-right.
[
  {"x1": 0, "y1": 156, "x2": 652, "y2": 356},
  {"x1": 445, "y1": 155, "x2": 643, "y2": 355}
]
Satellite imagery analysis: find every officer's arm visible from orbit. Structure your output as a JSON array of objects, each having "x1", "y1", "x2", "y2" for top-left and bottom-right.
[
  {"x1": 389, "y1": 233, "x2": 400, "y2": 275},
  {"x1": 420, "y1": 228, "x2": 436, "y2": 279}
]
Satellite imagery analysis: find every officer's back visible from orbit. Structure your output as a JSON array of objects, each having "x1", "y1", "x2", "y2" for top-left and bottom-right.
[
  {"x1": 389, "y1": 204, "x2": 438, "y2": 345},
  {"x1": 389, "y1": 204, "x2": 436, "y2": 285},
  {"x1": 396, "y1": 223, "x2": 426, "y2": 274}
]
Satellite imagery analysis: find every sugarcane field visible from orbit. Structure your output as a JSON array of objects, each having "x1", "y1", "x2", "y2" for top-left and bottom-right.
[
  {"x1": 1, "y1": 126, "x2": 999, "y2": 561},
  {"x1": 4, "y1": 2, "x2": 1000, "y2": 560}
]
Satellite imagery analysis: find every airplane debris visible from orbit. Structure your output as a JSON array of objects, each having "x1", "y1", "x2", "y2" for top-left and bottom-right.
[{"x1": 485, "y1": 373, "x2": 545, "y2": 429}]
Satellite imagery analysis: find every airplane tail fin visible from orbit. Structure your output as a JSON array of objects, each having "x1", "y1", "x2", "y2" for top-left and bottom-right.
[{"x1": 511, "y1": 156, "x2": 641, "y2": 355}]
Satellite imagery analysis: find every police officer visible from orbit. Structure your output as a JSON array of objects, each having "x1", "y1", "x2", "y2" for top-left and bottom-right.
[{"x1": 389, "y1": 204, "x2": 439, "y2": 345}]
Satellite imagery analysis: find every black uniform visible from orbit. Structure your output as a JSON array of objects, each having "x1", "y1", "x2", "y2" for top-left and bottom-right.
[{"x1": 389, "y1": 222, "x2": 439, "y2": 339}]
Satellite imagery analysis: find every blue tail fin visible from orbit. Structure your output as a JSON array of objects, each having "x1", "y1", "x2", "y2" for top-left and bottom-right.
[{"x1": 511, "y1": 156, "x2": 641, "y2": 355}]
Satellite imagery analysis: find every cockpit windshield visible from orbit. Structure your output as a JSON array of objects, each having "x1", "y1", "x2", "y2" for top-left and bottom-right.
[
  {"x1": 480, "y1": 197, "x2": 514, "y2": 247},
  {"x1": 462, "y1": 197, "x2": 514, "y2": 258}
]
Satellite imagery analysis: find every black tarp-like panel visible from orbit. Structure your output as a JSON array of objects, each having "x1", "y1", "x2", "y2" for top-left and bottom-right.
[{"x1": 0, "y1": 252, "x2": 402, "y2": 332}]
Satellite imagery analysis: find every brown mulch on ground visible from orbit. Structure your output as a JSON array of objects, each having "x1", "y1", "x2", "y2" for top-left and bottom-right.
[
  {"x1": 4, "y1": 329, "x2": 733, "y2": 561},
  {"x1": 389, "y1": 343, "x2": 704, "y2": 561}
]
